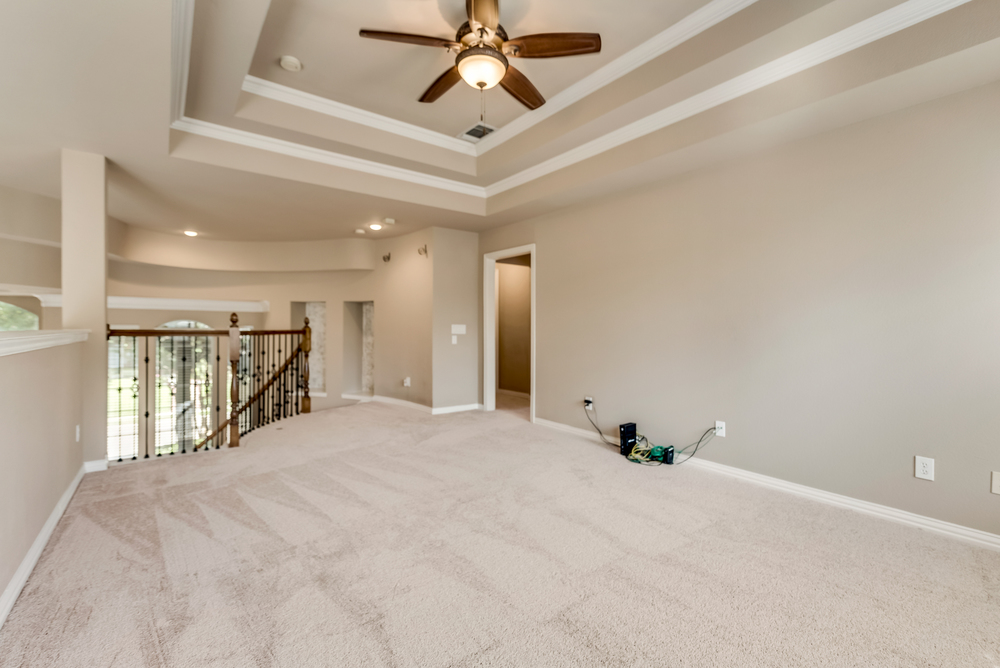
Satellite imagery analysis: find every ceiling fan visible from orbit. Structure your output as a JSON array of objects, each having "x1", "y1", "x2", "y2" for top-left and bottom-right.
[{"x1": 359, "y1": 0, "x2": 601, "y2": 110}]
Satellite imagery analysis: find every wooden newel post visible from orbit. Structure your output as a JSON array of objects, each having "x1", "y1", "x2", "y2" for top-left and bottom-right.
[
  {"x1": 228, "y1": 313, "x2": 241, "y2": 447},
  {"x1": 302, "y1": 316, "x2": 311, "y2": 414}
]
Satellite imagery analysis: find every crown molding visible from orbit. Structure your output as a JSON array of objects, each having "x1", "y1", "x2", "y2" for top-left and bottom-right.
[
  {"x1": 242, "y1": 76, "x2": 478, "y2": 157},
  {"x1": 106, "y1": 296, "x2": 270, "y2": 313},
  {"x1": 13, "y1": 293, "x2": 270, "y2": 313},
  {"x1": 484, "y1": 0, "x2": 975, "y2": 196},
  {"x1": 170, "y1": 116, "x2": 488, "y2": 198},
  {"x1": 170, "y1": 0, "x2": 973, "y2": 206},
  {"x1": 476, "y1": 0, "x2": 760, "y2": 154},
  {"x1": 0, "y1": 330, "x2": 89, "y2": 358},
  {"x1": 170, "y1": 0, "x2": 195, "y2": 123}
]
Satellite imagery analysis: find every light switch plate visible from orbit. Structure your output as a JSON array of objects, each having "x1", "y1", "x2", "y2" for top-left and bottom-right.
[
  {"x1": 992, "y1": 471, "x2": 1000, "y2": 495},
  {"x1": 452, "y1": 335, "x2": 458, "y2": 344},
  {"x1": 451, "y1": 324, "x2": 466, "y2": 335}
]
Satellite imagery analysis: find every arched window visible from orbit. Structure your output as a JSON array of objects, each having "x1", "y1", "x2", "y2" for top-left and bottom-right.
[
  {"x1": 159, "y1": 319, "x2": 212, "y2": 330},
  {"x1": 0, "y1": 301, "x2": 40, "y2": 331}
]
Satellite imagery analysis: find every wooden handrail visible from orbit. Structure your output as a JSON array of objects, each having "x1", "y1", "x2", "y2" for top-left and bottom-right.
[
  {"x1": 194, "y1": 418, "x2": 229, "y2": 451},
  {"x1": 108, "y1": 328, "x2": 229, "y2": 337},
  {"x1": 107, "y1": 327, "x2": 308, "y2": 338}
]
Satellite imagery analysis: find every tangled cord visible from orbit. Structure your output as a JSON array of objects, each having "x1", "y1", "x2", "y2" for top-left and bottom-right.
[{"x1": 584, "y1": 404, "x2": 717, "y2": 465}]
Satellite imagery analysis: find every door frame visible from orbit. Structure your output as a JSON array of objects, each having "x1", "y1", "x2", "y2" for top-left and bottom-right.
[{"x1": 483, "y1": 244, "x2": 536, "y2": 422}]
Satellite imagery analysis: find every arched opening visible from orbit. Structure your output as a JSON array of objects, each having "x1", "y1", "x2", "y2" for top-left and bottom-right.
[{"x1": 0, "y1": 300, "x2": 40, "y2": 331}]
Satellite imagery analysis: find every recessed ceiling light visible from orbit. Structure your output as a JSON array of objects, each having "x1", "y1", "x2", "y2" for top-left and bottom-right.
[
  {"x1": 369, "y1": 223, "x2": 383, "y2": 231},
  {"x1": 279, "y1": 55, "x2": 302, "y2": 72},
  {"x1": 184, "y1": 230, "x2": 198, "y2": 237},
  {"x1": 355, "y1": 228, "x2": 365, "y2": 234}
]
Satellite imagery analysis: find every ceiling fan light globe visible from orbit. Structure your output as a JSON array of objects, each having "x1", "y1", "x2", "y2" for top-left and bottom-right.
[{"x1": 456, "y1": 46, "x2": 508, "y2": 90}]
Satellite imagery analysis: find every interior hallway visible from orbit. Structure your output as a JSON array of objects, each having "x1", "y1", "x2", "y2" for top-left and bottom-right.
[{"x1": 1, "y1": 403, "x2": 997, "y2": 666}]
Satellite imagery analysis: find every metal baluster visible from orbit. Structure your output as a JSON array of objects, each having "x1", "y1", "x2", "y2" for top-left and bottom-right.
[
  {"x1": 215, "y1": 336, "x2": 221, "y2": 449},
  {"x1": 144, "y1": 338, "x2": 150, "y2": 459},
  {"x1": 131, "y1": 337, "x2": 138, "y2": 460},
  {"x1": 117, "y1": 335, "x2": 123, "y2": 462},
  {"x1": 156, "y1": 337, "x2": 163, "y2": 456},
  {"x1": 180, "y1": 336, "x2": 187, "y2": 454},
  {"x1": 170, "y1": 337, "x2": 176, "y2": 455}
]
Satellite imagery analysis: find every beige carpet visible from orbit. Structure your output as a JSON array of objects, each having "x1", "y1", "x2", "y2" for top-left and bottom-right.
[{"x1": 1, "y1": 399, "x2": 999, "y2": 667}]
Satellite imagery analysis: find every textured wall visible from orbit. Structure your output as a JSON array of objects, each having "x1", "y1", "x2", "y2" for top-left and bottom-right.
[
  {"x1": 480, "y1": 81, "x2": 1000, "y2": 535},
  {"x1": 305, "y1": 301, "x2": 326, "y2": 393}
]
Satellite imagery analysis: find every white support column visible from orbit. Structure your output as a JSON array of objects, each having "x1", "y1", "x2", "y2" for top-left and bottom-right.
[{"x1": 61, "y1": 149, "x2": 108, "y2": 464}]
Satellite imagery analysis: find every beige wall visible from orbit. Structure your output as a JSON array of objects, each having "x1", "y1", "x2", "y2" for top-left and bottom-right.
[
  {"x1": 431, "y1": 228, "x2": 480, "y2": 409},
  {"x1": 0, "y1": 343, "x2": 83, "y2": 600},
  {"x1": 481, "y1": 81, "x2": 1000, "y2": 535},
  {"x1": 497, "y1": 262, "x2": 531, "y2": 395},
  {"x1": 107, "y1": 227, "x2": 439, "y2": 410}
]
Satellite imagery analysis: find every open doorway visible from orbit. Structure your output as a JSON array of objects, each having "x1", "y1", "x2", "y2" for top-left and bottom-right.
[{"x1": 483, "y1": 244, "x2": 535, "y2": 422}]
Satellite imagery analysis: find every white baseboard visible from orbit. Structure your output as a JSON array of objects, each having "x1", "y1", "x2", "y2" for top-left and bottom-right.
[
  {"x1": 342, "y1": 394, "x2": 482, "y2": 416},
  {"x1": 343, "y1": 393, "x2": 430, "y2": 413},
  {"x1": 497, "y1": 389, "x2": 530, "y2": 399},
  {"x1": 534, "y1": 416, "x2": 617, "y2": 445},
  {"x1": 684, "y1": 458, "x2": 1000, "y2": 552},
  {"x1": 83, "y1": 459, "x2": 108, "y2": 473},
  {"x1": 534, "y1": 417, "x2": 1000, "y2": 552},
  {"x1": 0, "y1": 464, "x2": 86, "y2": 631},
  {"x1": 431, "y1": 403, "x2": 483, "y2": 415}
]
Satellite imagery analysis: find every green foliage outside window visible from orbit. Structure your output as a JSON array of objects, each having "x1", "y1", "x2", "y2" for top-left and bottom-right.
[{"x1": 0, "y1": 301, "x2": 40, "y2": 331}]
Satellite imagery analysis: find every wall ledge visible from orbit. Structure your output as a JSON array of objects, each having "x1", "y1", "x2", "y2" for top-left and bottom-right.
[
  {"x1": 0, "y1": 330, "x2": 89, "y2": 358},
  {"x1": 533, "y1": 417, "x2": 1000, "y2": 552}
]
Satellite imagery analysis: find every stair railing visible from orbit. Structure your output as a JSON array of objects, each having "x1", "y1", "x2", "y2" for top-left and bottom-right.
[{"x1": 106, "y1": 313, "x2": 310, "y2": 461}]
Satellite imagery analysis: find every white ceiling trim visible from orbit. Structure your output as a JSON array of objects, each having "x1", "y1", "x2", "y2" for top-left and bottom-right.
[
  {"x1": 107, "y1": 296, "x2": 270, "y2": 312},
  {"x1": 170, "y1": 0, "x2": 970, "y2": 204},
  {"x1": 484, "y1": 0, "x2": 975, "y2": 196},
  {"x1": 237, "y1": 0, "x2": 759, "y2": 158},
  {"x1": 170, "y1": 0, "x2": 196, "y2": 123},
  {"x1": 242, "y1": 75, "x2": 478, "y2": 156},
  {"x1": 31, "y1": 294, "x2": 271, "y2": 312},
  {"x1": 476, "y1": 0, "x2": 760, "y2": 154},
  {"x1": 171, "y1": 116, "x2": 488, "y2": 197}
]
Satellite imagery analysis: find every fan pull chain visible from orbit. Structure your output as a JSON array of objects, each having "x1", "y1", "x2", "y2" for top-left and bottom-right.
[{"x1": 480, "y1": 86, "x2": 486, "y2": 128}]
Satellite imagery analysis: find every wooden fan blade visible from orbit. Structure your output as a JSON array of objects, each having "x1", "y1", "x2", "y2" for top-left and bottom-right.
[
  {"x1": 359, "y1": 30, "x2": 459, "y2": 50},
  {"x1": 466, "y1": 0, "x2": 499, "y2": 30},
  {"x1": 504, "y1": 33, "x2": 601, "y2": 58},
  {"x1": 420, "y1": 67, "x2": 463, "y2": 103},
  {"x1": 500, "y1": 66, "x2": 545, "y2": 110}
]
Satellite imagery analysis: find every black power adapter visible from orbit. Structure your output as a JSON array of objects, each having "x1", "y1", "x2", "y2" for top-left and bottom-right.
[{"x1": 619, "y1": 422, "x2": 636, "y2": 456}]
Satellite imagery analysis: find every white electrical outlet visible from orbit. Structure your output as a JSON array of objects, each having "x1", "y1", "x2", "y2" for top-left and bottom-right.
[
  {"x1": 915, "y1": 456, "x2": 934, "y2": 481},
  {"x1": 715, "y1": 421, "x2": 725, "y2": 437},
  {"x1": 403, "y1": 377, "x2": 411, "y2": 387},
  {"x1": 584, "y1": 396, "x2": 593, "y2": 411},
  {"x1": 992, "y1": 471, "x2": 1000, "y2": 495}
]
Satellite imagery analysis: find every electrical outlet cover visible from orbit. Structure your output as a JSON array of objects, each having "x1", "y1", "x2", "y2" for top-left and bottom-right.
[
  {"x1": 992, "y1": 471, "x2": 1000, "y2": 495},
  {"x1": 715, "y1": 421, "x2": 726, "y2": 437},
  {"x1": 915, "y1": 456, "x2": 934, "y2": 481}
]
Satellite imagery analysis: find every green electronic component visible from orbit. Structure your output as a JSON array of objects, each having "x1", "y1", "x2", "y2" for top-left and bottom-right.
[{"x1": 651, "y1": 446, "x2": 665, "y2": 461}]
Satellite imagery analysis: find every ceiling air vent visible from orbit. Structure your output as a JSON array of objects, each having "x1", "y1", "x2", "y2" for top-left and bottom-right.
[{"x1": 458, "y1": 123, "x2": 496, "y2": 143}]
